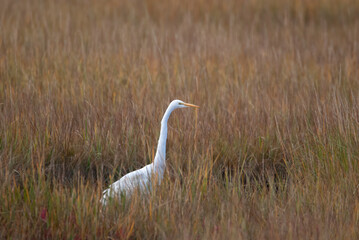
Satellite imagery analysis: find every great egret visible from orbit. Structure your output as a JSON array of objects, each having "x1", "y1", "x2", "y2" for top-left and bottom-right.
[{"x1": 101, "y1": 99, "x2": 199, "y2": 205}]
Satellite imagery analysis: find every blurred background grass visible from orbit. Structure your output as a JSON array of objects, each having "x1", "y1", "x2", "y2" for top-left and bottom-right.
[{"x1": 0, "y1": 0, "x2": 359, "y2": 239}]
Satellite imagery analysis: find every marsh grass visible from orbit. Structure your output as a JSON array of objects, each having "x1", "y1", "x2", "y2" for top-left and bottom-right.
[{"x1": 1, "y1": 0, "x2": 359, "y2": 239}]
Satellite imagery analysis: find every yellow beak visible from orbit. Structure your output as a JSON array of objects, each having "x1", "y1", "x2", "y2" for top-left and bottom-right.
[{"x1": 182, "y1": 102, "x2": 200, "y2": 108}]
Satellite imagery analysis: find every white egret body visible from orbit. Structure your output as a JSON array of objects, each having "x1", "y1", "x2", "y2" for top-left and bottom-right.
[{"x1": 101, "y1": 100, "x2": 199, "y2": 205}]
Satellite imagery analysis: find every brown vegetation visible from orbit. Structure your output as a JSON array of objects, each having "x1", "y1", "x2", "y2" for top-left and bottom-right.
[{"x1": 1, "y1": 0, "x2": 359, "y2": 239}]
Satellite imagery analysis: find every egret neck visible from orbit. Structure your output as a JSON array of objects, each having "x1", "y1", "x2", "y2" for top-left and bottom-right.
[{"x1": 153, "y1": 103, "x2": 176, "y2": 182}]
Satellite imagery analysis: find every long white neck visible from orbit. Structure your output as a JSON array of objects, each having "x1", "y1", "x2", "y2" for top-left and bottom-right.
[{"x1": 153, "y1": 104, "x2": 176, "y2": 178}]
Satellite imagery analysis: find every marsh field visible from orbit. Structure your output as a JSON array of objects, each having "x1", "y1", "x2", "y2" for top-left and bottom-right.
[{"x1": 1, "y1": 0, "x2": 359, "y2": 239}]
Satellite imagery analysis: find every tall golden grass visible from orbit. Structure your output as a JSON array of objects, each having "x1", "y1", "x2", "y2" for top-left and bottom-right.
[{"x1": 1, "y1": 0, "x2": 359, "y2": 238}]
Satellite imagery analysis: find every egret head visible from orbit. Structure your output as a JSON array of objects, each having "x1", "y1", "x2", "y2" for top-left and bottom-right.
[{"x1": 171, "y1": 99, "x2": 199, "y2": 109}]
